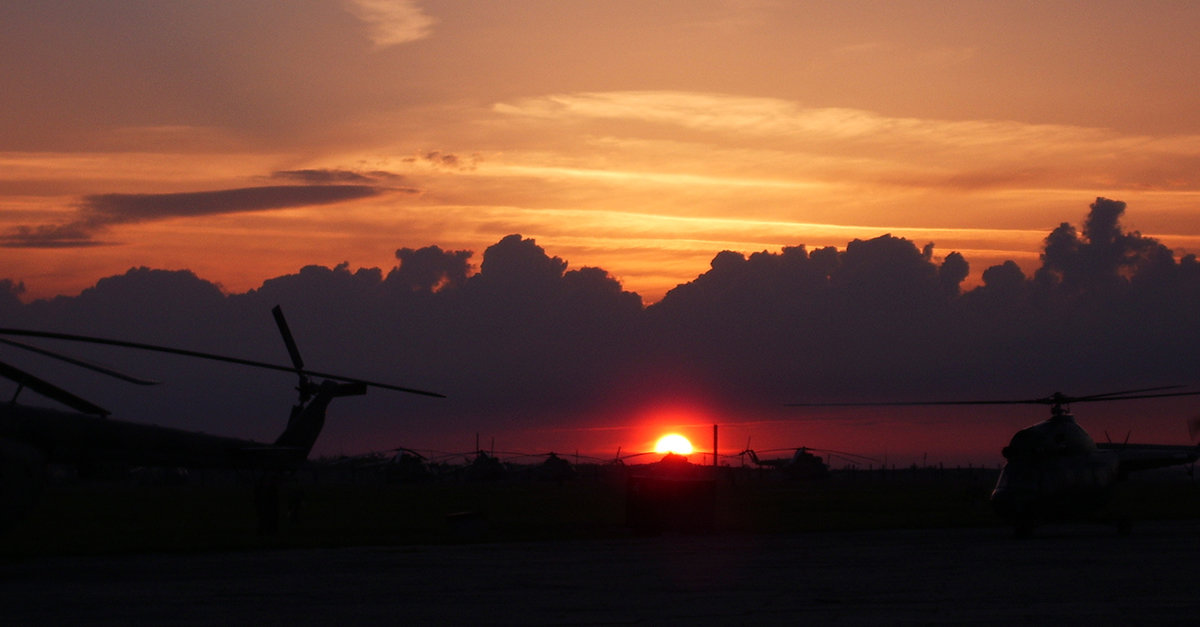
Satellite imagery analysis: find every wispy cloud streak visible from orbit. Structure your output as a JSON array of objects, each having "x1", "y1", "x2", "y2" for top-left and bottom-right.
[
  {"x1": 494, "y1": 91, "x2": 1200, "y2": 191},
  {"x1": 2, "y1": 185, "x2": 384, "y2": 248},
  {"x1": 343, "y1": 0, "x2": 436, "y2": 48}
]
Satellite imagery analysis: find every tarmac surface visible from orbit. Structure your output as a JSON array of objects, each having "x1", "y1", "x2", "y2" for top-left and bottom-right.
[{"x1": 5, "y1": 521, "x2": 1200, "y2": 625}]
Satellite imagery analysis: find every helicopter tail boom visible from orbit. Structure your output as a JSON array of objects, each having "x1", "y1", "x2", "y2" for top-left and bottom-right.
[{"x1": 272, "y1": 380, "x2": 367, "y2": 454}]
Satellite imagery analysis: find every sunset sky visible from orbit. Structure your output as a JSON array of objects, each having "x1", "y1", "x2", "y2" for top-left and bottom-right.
[
  {"x1": 6, "y1": 2, "x2": 1200, "y2": 466},
  {"x1": 5, "y1": 1, "x2": 1200, "y2": 304}
]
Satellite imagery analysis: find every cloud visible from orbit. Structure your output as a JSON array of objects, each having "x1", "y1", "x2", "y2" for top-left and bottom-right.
[
  {"x1": 0, "y1": 279, "x2": 25, "y2": 316},
  {"x1": 0, "y1": 223, "x2": 106, "y2": 249},
  {"x1": 342, "y1": 0, "x2": 436, "y2": 48},
  {"x1": 1033, "y1": 197, "x2": 1180, "y2": 296},
  {"x1": 6, "y1": 200, "x2": 1200, "y2": 462},
  {"x1": 388, "y1": 245, "x2": 473, "y2": 293},
  {"x1": 401, "y1": 151, "x2": 480, "y2": 171},
  {"x1": 493, "y1": 91, "x2": 1200, "y2": 193},
  {"x1": 81, "y1": 186, "x2": 382, "y2": 222},
  {"x1": 476, "y1": 234, "x2": 569, "y2": 293},
  {"x1": 271, "y1": 169, "x2": 408, "y2": 185},
  {"x1": 494, "y1": 91, "x2": 1048, "y2": 142},
  {"x1": 1, "y1": 185, "x2": 383, "y2": 248}
]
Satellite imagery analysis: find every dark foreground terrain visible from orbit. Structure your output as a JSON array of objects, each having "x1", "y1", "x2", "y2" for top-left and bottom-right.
[
  {"x1": 3, "y1": 468, "x2": 1199, "y2": 624},
  {"x1": 4, "y1": 521, "x2": 1200, "y2": 625},
  {"x1": 5, "y1": 466, "x2": 1013, "y2": 556}
]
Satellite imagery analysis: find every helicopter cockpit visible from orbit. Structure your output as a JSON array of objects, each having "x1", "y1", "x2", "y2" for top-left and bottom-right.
[{"x1": 1000, "y1": 411, "x2": 1097, "y2": 461}]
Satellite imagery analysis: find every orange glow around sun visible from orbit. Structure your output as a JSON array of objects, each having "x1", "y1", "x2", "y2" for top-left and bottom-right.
[{"x1": 654, "y1": 433, "x2": 694, "y2": 455}]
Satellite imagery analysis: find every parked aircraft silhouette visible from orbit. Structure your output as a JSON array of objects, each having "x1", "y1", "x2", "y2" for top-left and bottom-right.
[
  {"x1": 384, "y1": 447, "x2": 435, "y2": 482},
  {"x1": 0, "y1": 306, "x2": 444, "y2": 530},
  {"x1": 494, "y1": 451, "x2": 579, "y2": 482},
  {"x1": 742, "y1": 448, "x2": 831, "y2": 479},
  {"x1": 790, "y1": 387, "x2": 1200, "y2": 536}
]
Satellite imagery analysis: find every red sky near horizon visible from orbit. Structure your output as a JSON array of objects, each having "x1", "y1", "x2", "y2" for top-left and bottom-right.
[
  {"x1": 398, "y1": 396, "x2": 1200, "y2": 470},
  {"x1": 4, "y1": 1, "x2": 1200, "y2": 305}
]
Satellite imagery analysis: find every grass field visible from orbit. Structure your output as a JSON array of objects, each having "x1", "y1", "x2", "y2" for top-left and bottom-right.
[{"x1": 4, "y1": 466, "x2": 1198, "y2": 557}]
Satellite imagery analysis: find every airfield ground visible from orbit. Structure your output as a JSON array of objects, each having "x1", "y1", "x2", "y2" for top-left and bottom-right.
[
  {"x1": 3, "y1": 467, "x2": 1199, "y2": 624},
  {"x1": 6, "y1": 466, "x2": 1007, "y2": 555},
  {"x1": 4, "y1": 521, "x2": 1200, "y2": 625},
  {"x1": 4, "y1": 465, "x2": 1199, "y2": 555}
]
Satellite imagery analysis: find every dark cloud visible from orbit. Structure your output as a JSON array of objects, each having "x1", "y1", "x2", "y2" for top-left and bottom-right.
[
  {"x1": 272, "y1": 169, "x2": 376, "y2": 184},
  {"x1": 980, "y1": 260, "x2": 1025, "y2": 291},
  {"x1": 387, "y1": 246, "x2": 473, "y2": 293},
  {"x1": 938, "y1": 251, "x2": 969, "y2": 297},
  {"x1": 270, "y1": 169, "x2": 412, "y2": 187},
  {"x1": 1, "y1": 185, "x2": 382, "y2": 248},
  {"x1": 0, "y1": 223, "x2": 107, "y2": 248},
  {"x1": 1035, "y1": 197, "x2": 1178, "y2": 296},
  {"x1": 5, "y1": 199, "x2": 1200, "y2": 462},
  {"x1": 0, "y1": 279, "x2": 25, "y2": 317},
  {"x1": 81, "y1": 185, "x2": 381, "y2": 222},
  {"x1": 475, "y1": 234, "x2": 568, "y2": 295},
  {"x1": 402, "y1": 151, "x2": 479, "y2": 171}
]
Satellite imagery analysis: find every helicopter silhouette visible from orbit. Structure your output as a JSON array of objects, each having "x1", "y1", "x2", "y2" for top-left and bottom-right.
[
  {"x1": 739, "y1": 443, "x2": 881, "y2": 480},
  {"x1": 384, "y1": 447, "x2": 436, "y2": 483},
  {"x1": 0, "y1": 306, "x2": 444, "y2": 531},
  {"x1": 790, "y1": 387, "x2": 1200, "y2": 537},
  {"x1": 741, "y1": 447, "x2": 827, "y2": 479},
  {"x1": 494, "y1": 451, "x2": 580, "y2": 482}
]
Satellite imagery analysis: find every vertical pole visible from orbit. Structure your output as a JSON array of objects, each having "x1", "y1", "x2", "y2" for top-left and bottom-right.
[{"x1": 712, "y1": 424, "x2": 718, "y2": 468}]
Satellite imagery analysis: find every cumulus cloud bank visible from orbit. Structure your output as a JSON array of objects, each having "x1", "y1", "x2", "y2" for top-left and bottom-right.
[{"x1": 3, "y1": 199, "x2": 1198, "y2": 460}]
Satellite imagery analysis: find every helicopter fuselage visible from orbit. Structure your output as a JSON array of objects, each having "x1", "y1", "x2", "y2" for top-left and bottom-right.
[
  {"x1": 0, "y1": 403, "x2": 310, "y2": 470},
  {"x1": 792, "y1": 389, "x2": 1200, "y2": 536},
  {"x1": 991, "y1": 451, "x2": 1121, "y2": 523},
  {"x1": 991, "y1": 412, "x2": 1120, "y2": 522},
  {"x1": 989, "y1": 410, "x2": 1198, "y2": 531}
]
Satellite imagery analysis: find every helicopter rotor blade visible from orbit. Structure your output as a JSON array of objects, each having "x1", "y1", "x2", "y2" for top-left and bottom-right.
[
  {"x1": 809, "y1": 447, "x2": 879, "y2": 463},
  {"x1": 272, "y1": 306, "x2": 307, "y2": 374},
  {"x1": 1061, "y1": 389, "x2": 1200, "y2": 404},
  {"x1": 788, "y1": 386, "x2": 1200, "y2": 409},
  {"x1": 0, "y1": 327, "x2": 445, "y2": 398},
  {"x1": 1070, "y1": 385, "x2": 1185, "y2": 401},
  {"x1": 0, "y1": 359, "x2": 111, "y2": 416},
  {"x1": 0, "y1": 337, "x2": 160, "y2": 386},
  {"x1": 786, "y1": 398, "x2": 1030, "y2": 408},
  {"x1": 272, "y1": 306, "x2": 313, "y2": 402},
  {"x1": 389, "y1": 447, "x2": 428, "y2": 460}
]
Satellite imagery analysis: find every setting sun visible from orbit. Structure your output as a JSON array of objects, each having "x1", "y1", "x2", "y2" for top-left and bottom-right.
[{"x1": 654, "y1": 434, "x2": 694, "y2": 456}]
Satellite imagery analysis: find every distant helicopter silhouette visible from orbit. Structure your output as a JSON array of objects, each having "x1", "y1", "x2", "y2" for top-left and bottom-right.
[
  {"x1": 740, "y1": 445, "x2": 879, "y2": 480},
  {"x1": 500, "y1": 451, "x2": 579, "y2": 482},
  {"x1": 455, "y1": 449, "x2": 504, "y2": 482},
  {"x1": 742, "y1": 448, "x2": 829, "y2": 479},
  {"x1": 329, "y1": 447, "x2": 435, "y2": 483},
  {"x1": 0, "y1": 306, "x2": 444, "y2": 530},
  {"x1": 790, "y1": 387, "x2": 1200, "y2": 536}
]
